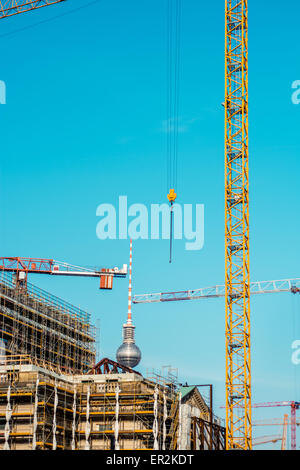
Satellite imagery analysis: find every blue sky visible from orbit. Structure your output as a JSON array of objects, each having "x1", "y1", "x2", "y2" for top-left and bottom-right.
[{"x1": 0, "y1": 0, "x2": 300, "y2": 449}]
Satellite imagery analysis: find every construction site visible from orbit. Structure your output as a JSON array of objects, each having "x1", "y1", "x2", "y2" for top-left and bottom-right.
[{"x1": 0, "y1": 0, "x2": 299, "y2": 453}]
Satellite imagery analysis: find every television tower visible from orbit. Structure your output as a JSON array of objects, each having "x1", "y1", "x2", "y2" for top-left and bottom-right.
[{"x1": 116, "y1": 239, "x2": 141, "y2": 368}]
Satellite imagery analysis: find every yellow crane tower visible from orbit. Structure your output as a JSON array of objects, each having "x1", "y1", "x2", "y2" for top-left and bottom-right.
[{"x1": 225, "y1": 0, "x2": 251, "y2": 450}]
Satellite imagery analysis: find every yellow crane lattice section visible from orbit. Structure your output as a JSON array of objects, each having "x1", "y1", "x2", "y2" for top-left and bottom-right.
[{"x1": 0, "y1": 0, "x2": 65, "y2": 19}]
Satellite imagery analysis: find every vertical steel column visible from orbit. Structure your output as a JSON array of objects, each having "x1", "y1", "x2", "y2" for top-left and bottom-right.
[
  {"x1": 209, "y1": 385, "x2": 213, "y2": 450},
  {"x1": 225, "y1": 0, "x2": 251, "y2": 450},
  {"x1": 52, "y1": 380, "x2": 58, "y2": 450},
  {"x1": 85, "y1": 385, "x2": 91, "y2": 450},
  {"x1": 115, "y1": 385, "x2": 120, "y2": 450},
  {"x1": 71, "y1": 386, "x2": 77, "y2": 450}
]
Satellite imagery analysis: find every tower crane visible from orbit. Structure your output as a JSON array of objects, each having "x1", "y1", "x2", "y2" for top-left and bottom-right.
[
  {"x1": 0, "y1": 257, "x2": 127, "y2": 290},
  {"x1": 134, "y1": 280, "x2": 300, "y2": 450},
  {"x1": 0, "y1": 4, "x2": 129, "y2": 290},
  {"x1": 133, "y1": 278, "x2": 300, "y2": 304},
  {"x1": 252, "y1": 401, "x2": 300, "y2": 451},
  {"x1": 144, "y1": 0, "x2": 250, "y2": 449},
  {"x1": 0, "y1": 0, "x2": 65, "y2": 19},
  {"x1": 225, "y1": 0, "x2": 250, "y2": 450},
  {"x1": 134, "y1": 280, "x2": 300, "y2": 449},
  {"x1": 252, "y1": 415, "x2": 299, "y2": 450}
]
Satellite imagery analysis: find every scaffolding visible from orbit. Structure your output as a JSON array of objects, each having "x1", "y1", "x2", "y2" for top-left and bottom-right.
[
  {"x1": 76, "y1": 373, "x2": 178, "y2": 450},
  {"x1": 0, "y1": 360, "x2": 76, "y2": 450},
  {"x1": 0, "y1": 272, "x2": 96, "y2": 374},
  {"x1": 0, "y1": 359, "x2": 226, "y2": 451},
  {"x1": 0, "y1": 363, "x2": 177, "y2": 450}
]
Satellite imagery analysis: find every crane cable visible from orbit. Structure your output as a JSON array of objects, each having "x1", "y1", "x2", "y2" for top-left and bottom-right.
[{"x1": 166, "y1": 0, "x2": 182, "y2": 263}]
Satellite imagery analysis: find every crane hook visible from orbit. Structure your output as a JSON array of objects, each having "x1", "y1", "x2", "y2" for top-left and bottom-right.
[{"x1": 167, "y1": 189, "x2": 177, "y2": 263}]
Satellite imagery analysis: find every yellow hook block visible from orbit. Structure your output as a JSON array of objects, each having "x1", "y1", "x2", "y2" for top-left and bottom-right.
[{"x1": 167, "y1": 188, "x2": 177, "y2": 203}]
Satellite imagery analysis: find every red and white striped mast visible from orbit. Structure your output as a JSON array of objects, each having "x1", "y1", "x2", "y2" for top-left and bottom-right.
[{"x1": 127, "y1": 239, "x2": 133, "y2": 325}]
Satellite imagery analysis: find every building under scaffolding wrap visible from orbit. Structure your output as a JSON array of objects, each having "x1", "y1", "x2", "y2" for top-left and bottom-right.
[
  {"x1": 0, "y1": 358, "x2": 225, "y2": 450},
  {"x1": 0, "y1": 275, "x2": 225, "y2": 450}
]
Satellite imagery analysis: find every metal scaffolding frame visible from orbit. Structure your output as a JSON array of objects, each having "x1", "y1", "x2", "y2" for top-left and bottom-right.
[
  {"x1": 76, "y1": 375, "x2": 177, "y2": 450},
  {"x1": 0, "y1": 272, "x2": 96, "y2": 374}
]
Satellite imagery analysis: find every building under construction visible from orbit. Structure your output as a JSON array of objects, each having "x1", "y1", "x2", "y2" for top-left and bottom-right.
[
  {"x1": 0, "y1": 357, "x2": 225, "y2": 450},
  {"x1": 0, "y1": 272, "x2": 225, "y2": 450}
]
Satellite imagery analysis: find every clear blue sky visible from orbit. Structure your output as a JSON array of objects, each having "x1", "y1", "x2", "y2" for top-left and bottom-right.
[{"x1": 0, "y1": 0, "x2": 300, "y2": 449}]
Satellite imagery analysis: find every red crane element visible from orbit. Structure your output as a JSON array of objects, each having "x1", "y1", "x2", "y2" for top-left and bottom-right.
[
  {"x1": 253, "y1": 414, "x2": 297, "y2": 450},
  {"x1": 291, "y1": 402, "x2": 299, "y2": 450},
  {"x1": 0, "y1": 0, "x2": 65, "y2": 19},
  {"x1": 0, "y1": 257, "x2": 127, "y2": 290}
]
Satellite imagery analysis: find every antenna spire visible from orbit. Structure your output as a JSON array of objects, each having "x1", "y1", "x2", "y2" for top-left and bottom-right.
[{"x1": 116, "y1": 238, "x2": 141, "y2": 369}]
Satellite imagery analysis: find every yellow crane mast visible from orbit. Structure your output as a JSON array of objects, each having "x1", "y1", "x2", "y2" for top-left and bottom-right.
[
  {"x1": 281, "y1": 414, "x2": 289, "y2": 451},
  {"x1": 0, "y1": 0, "x2": 65, "y2": 19},
  {"x1": 225, "y1": 0, "x2": 251, "y2": 450}
]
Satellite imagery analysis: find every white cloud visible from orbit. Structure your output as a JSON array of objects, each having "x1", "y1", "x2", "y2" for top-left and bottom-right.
[{"x1": 161, "y1": 116, "x2": 200, "y2": 134}]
